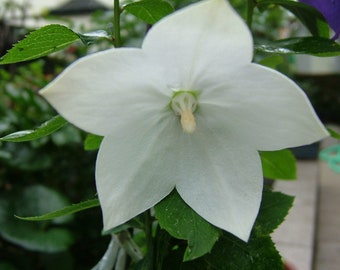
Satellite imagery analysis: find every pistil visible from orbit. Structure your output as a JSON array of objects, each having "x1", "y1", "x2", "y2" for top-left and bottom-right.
[{"x1": 171, "y1": 91, "x2": 198, "y2": 134}]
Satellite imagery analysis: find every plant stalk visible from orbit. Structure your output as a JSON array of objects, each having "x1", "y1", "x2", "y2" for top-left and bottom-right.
[
  {"x1": 114, "y1": 0, "x2": 121, "y2": 47},
  {"x1": 247, "y1": 0, "x2": 255, "y2": 29}
]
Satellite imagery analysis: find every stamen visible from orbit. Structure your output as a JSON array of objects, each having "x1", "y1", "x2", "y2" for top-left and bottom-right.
[
  {"x1": 171, "y1": 92, "x2": 198, "y2": 134},
  {"x1": 181, "y1": 109, "x2": 196, "y2": 134}
]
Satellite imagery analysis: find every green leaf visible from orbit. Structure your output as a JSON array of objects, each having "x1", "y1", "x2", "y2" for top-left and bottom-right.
[
  {"x1": 255, "y1": 188, "x2": 294, "y2": 235},
  {"x1": 15, "y1": 185, "x2": 73, "y2": 224},
  {"x1": 257, "y1": 0, "x2": 329, "y2": 37},
  {"x1": 2, "y1": 225, "x2": 74, "y2": 253},
  {"x1": 0, "y1": 262, "x2": 16, "y2": 270},
  {"x1": 0, "y1": 24, "x2": 80, "y2": 65},
  {"x1": 0, "y1": 115, "x2": 67, "y2": 142},
  {"x1": 0, "y1": 185, "x2": 74, "y2": 252},
  {"x1": 16, "y1": 199, "x2": 100, "y2": 221},
  {"x1": 84, "y1": 134, "x2": 103, "y2": 150},
  {"x1": 160, "y1": 189, "x2": 293, "y2": 269},
  {"x1": 124, "y1": 0, "x2": 174, "y2": 24},
  {"x1": 154, "y1": 190, "x2": 221, "y2": 261},
  {"x1": 327, "y1": 128, "x2": 340, "y2": 139},
  {"x1": 260, "y1": 149, "x2": 296, "y2": 180},
  {"x1": 185, "y1": 189, "x2": 292, "y2": 269},
  {"x1": 255, "y1": 37, "x2": 340, "y2": 56},
  {"x1": 259, "y1": 55, "x2": 284, "y2": 69},
  {"x1": 204, "y1": 233, "x2": 284, "y2": 270}
]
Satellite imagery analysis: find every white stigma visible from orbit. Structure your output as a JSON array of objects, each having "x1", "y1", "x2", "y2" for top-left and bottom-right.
[{"x1": 171, "y1": 92, "x2": 198, "y2": 134}]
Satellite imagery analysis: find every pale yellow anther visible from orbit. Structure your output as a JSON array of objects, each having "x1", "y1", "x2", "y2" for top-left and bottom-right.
[
  {"x1": 181, "y1": 109, "x2": 196, "y2": 134},
  {"x1": 171, "y1": 91, "x2": 198, "y2": 134}
]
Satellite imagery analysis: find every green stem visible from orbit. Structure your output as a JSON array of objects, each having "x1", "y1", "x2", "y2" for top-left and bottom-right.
[
  {"x1": 144, "y1": 210, "x2": 154, "y2": 267},
  {"x1": 246, "y1": 0, "x2": 255, "y2": 29},
  {"x1": 114, "y1": 0, "x2": 121, "y2": 47}
]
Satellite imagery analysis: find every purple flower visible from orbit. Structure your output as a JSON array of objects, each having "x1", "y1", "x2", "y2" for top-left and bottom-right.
[{"x1": 300, "y1": 0, "x2": 340, "y2": 39}]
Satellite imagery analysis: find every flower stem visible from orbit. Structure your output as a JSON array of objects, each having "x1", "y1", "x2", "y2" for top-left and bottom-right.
[
  {"x1": 113, "y1": 0, "x2": 121, "y2": 47},
  {"x1": 246, "y1": 0, "x2": 255, "y2": 29},
  {"x1": 144, "y1": 210, "x2": 154, "y2": 267}
]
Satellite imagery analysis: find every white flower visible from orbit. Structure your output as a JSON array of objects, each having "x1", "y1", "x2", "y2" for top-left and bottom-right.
[{"x1": 40, "y1": 0, "x2": 328, "y2": 241}]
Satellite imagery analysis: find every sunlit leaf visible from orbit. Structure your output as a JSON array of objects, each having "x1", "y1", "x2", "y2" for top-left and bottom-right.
[
  {"x1": 260, "y1": 149, "x2": 296, "y2": 180},
  {"x1": 0, "y1": 25, "x2": 80, "y2": 64},
  {"x1": 124, "y1": 0, "x2": 174, "y2": 24}
]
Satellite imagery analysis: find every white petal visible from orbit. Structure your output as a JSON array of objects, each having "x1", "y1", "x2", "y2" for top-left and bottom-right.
[
  {"x1": 96, "y1": 112, "x2": 180, "y2": 231},
  {"x1": 199, "y1": 63, "x2": 329, "y2": 151},
  {"x1": 142, "y1": 0, "x2": 252, "y2": 90},
  {"x1": 175, "y1": 117, "x2": 263, "y2": 241},
  {"x1": 40, "y1": 48, "x2": 169, "y2": 136}
]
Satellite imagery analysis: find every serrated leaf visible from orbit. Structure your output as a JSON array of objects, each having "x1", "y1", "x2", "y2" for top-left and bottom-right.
[
  {"x1": 0, "y1": 24, "x2": 80, "y2": 65},
  {"x1": 154, "y1": 190, "x2": 221, "y2": 261},
  {"x1": 16, "y1": 199, "x2": 100, "y2": 221},
  {"x1": 255, "y1": 37, "x2": 340, "y2": 56},
  {"x1": 0, "y1": 115, "x2": 67, "y2": 142},
  {"x1": 204, "y1": 233, "x2": 284, "y2": 270},
  {"x1": 260, "y1": 149, "x2": 296, "y2": 180},
  {"x1": 124, "y1": 0, "x2": 174, "y2": 24},
  {"x1": 84, "y1": 134, "x2": 103, "y2": 150},
  {"x1": 160, "y1": 189, "x2": 293, "y2": 269},
  {"x1": 255, "y1": 188, "x2": 294, "y2": 235},
  {"x1": 185, "y1": 189, "x2": 293, "y2": 269},
  {"x1": 257, "y1": 0, "x2": 329, "y2": 37}
]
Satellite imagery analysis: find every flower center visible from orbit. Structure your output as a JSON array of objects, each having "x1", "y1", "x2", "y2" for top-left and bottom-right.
[{"x1": 171, "y1": 91, "x2": 198, "y2": 134}]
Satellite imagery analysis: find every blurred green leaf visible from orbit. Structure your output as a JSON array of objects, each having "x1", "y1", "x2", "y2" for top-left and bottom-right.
[
  {"x1": 0, "y1": 185, "x2": 74, "y2": 252},
  {"x1": 16, "y1": 199, "x2": 100, "y2": 221},
  {"x1": 0, "y1": 25, "x2": 80, "y2": 65},
  {"x1": 260, "y1": 149, "x2": 296, "y2": 180},
  {"x1": 0, "y1": 115, "x2": 67, "y2": 142},
  {"x1": 4, "y1": 144, "x2": 52, "y2": 171},
  {"x1": 255, "y1": 37, "x2": 340, "y2": 56},
  {"x1": 51, "y1": 124, "x2": 82, "y2": 146},
  {"x1": 0, "y1": 262, "x2": 17, "y2": 270},
  {"x1": 15, "y1": 185, "x2": 73, "y2": 224},
  {"x1": 258, "y1": 55, "x2": 284, "y2": 69},
  {"x1": 155, "y1": 190, "x2": 221, "y2": 261},
  {"x1": 124, "y1": 0, "x2": 174, "y2": 24},
  {"x1": 327, "y1": 128, "x2": 340, "y2": 139},
  {"x1": 1, "y1": 225, "x2": 74, "y2": 253},
  {"x1": 84, "y1": 134, "x2": 103, "y2": 151},
  {"x1": 257, "y1": 0, "x2": 329, "y2": 37}
]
